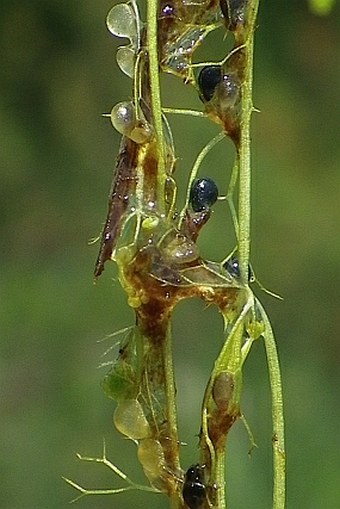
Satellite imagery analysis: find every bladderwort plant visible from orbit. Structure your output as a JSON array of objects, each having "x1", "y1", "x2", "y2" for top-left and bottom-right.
[{"x1": 64, "y1": 0, "x2": 335, "y2": 507}]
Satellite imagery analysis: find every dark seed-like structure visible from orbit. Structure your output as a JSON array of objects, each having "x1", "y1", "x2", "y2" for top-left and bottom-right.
[
  {"x1": 224, "y1": 256, "x2": 253, "y2": 282},
  {"x1": 198, "y1": 65, "x2": 222, "y2": 102},
  {"x1": 182, "y1": 464, "x2": 207, "y2": 509},
  {"x1": 189, "y1": 178, "x2": 219, "y2": 212}
]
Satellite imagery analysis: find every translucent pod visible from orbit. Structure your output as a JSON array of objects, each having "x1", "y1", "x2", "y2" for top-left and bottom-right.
[
  {"x1": 106, "y1": 2, "x2": 139, "y2": 46},
  {"x1": 110, "y1": 101, "x2": 134, "y2": 134},
  {"x1": 163, "y1": 232, "x2": 200, "y2": 264},
  {"x1": 183, "y1": 464, "x2": 207, "y2": 509},
  {"x1": 113, "y1": 399, "x2": 151, "y2": 439},
  {"x1": 116, "y1": 46, "x2": 135, "y2": 78},
  {"x1": 109, "y1": 101, "x2": 154, "y2": 144},
  {"x1": 212, "y1": 371, "x2": 235, "y2": 410},
  {"x1": 198, "y1": 66, "x2": 240, "y2": 109},
  {"x1": 218, "y1": 72, "x2": 240, "y2": 109},
  {"x1": 106, "y1": 2, "x2": 141, "y2": 78},
  {"x1": 212, "y1": 370, "x2": 242, "y2": 414},
  {"x1": 189, "y1": 178, "x2": 219, "y2": 213},
  {"x1": 197, "y1": 65, "x2": 241, "y2": 139},
  {"x1": 137, "y1": 438, "x2": 167, "y2": 489}
]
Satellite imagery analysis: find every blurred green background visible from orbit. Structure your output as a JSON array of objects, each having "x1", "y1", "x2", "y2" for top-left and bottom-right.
[{"x1": 1, "y1": 1, "x2": 339, "y2": 508}]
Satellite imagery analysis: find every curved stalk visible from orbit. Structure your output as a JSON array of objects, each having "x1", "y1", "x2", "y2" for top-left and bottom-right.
[{"x1": 256, "y1": 299, "x2": 286, "y2": 509}]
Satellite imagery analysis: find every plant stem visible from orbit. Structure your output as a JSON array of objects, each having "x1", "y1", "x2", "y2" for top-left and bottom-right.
[
  {"x1": 237, "y1": 0, "x2": 260, "y2": 282},
  {"x1": 146, "y1": 0, "x2": 166, "y2": 214},
  {"x1": 163, "y1": 322, "x2": 181, "y2": 473},
  {"x1": 256, "y1": 299, "x2": 286, "y2": 509},
  {"x1": 215, "y1": 448, "x2": 226, "y2": 508}
]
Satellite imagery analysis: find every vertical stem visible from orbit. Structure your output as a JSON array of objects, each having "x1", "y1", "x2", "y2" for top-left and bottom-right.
[
  {"x1": 200, "y1": 295, "x2": 252, "y2": 509},
  {"x1": 146, "y1": 0, "x2": 166, "y2": 214},
  {"x1": 256, "y1": 300, "x2": 286, "y2": 509},
  {"x1": 237, "y1": 1, "x2": 260, "y2": 282},
  {"x1": 163, "y1": 322, "x2": 181, "y2": 473},
  {"x1": 214, "y1": 449, "x2": 226, "y2": 508},
  {"x1": 237, "y1": 2, "x2": 286, "y2": 507}
]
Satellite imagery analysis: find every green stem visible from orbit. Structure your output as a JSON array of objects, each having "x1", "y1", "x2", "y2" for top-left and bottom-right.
[
  {"x1": 201, "y1": 293, "x2": 253, "y2": 509},
  {"x1": 256, "y1": 299, "x2": 286, "y2": 509},
  {"x1": 215, "y1": 448, "x2": 226, "y2": 508},
  {"x1": 163, "y1": 323, "x2": 181, "y2": 473},
  {"x1": 146, "y1": 0, "x2": 166, "y2": 214},
  {"x1": 237, "y1": 0, "x2": 260, "y2": 283}
]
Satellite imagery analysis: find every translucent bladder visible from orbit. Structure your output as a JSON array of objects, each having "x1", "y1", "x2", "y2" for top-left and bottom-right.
[
  {"x1": 106, "y1": 2, "x2": 139, "y2": 44},
  {"x1": 116, "y1": 46, "x2": 136, "y2": 78},
  {"x1": 106, "y1": 1, "x2": 141, "y2": 78},
  {"x1": 113, "y1": 399, "x2": 151, "y2": 439},
  {"x1": 109, "y1": 101, "x2": 154, "y2": 144}
]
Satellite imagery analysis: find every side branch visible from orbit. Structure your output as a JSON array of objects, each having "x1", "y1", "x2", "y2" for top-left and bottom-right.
[{"x1": 256, "y1": 299, "x2": 286, "y2": 509}]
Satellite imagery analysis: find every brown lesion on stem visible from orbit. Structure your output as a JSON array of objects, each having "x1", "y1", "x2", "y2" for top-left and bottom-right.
[
  {"x1": 94, "y1": 138, "x2": 139, "y2": 278},
  {"x1": 113, "y1": 229, "x2": 243, "y2": 496},
  {"x1": 206, "y1": 374, "x2": 241, "y2": 460}
]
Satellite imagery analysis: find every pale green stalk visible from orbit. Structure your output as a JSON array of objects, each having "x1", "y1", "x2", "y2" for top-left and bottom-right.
[
  {"x1": 140, "y1": 0, "x2": 181, "y2": 471},
  {"x1": 163, "y1": 323, "x2": 181, "y2": 473},
  {"x1": 237, "y1": 0, "x2": 260, "y2": 282},
  {"x1": 256, "y1": 300, "x2": 286, "y2": 509},
  {"x1": 146, "y1": 0, "x2": 166, "y2": 214},
  {"x1": 235, "y1": 2, "x2": 286, "y2": 505}
]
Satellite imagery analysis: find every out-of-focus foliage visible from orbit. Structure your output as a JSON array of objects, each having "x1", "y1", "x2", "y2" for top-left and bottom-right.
[
  {"x1": 309, "y1": 0, "x2": 336, "y2": 15},
  {"x1": 1, "y1": 1, "x2": 339, "y2": 508}
]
